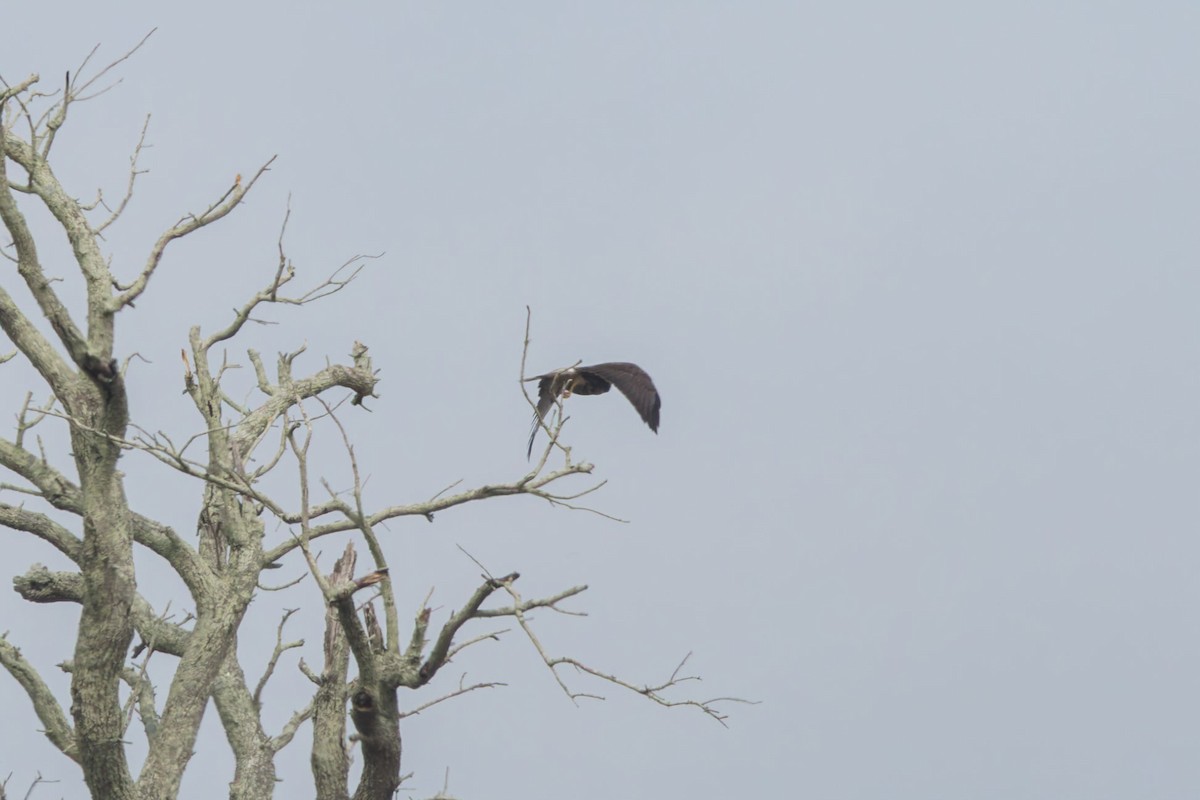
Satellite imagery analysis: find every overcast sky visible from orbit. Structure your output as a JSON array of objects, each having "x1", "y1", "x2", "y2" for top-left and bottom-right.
[{"x1": 3, "y1": 3, "x2": 1198, "y2": 798}]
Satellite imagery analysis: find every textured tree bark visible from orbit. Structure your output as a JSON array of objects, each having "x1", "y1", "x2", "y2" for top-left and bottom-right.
[
  {"x1": 2, "y1": 56, "x2": 723, "y2": 800},
  {"x1": 350, "y1": 687, "x2": 402, "y2": 800},
  {"x1": 312, "y1": 547, "x2": 355, "y2": 800},
  {"x1": 69, "y1": 379, "x2": 138, "y2": 800},
  {"x1": 212, "y1": 651, "x2": 280, "y2": 800}
]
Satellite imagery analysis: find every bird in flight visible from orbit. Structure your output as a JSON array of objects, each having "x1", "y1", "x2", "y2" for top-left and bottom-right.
[{"x1": 526, "y1": 362, "x2": 661, "y2": 458}]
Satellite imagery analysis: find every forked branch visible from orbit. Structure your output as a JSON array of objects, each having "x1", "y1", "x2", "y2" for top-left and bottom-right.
[
  {"x1": 497, "y1": 579, "x2": 752, "y2": 726},
  {"x1": 115, "y1": 156, "x2": 277, "y2": 310}
]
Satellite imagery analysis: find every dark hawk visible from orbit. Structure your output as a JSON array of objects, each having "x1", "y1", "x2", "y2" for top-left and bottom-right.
[{"x1": 526, "y1": 362, "x2": 661, "y2": 458}]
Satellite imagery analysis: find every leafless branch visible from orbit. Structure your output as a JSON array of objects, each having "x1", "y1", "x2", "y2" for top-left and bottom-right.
[
  {"x1": 397, "y1": 678, "x2": 506, "y2": 720},
  {"x1": 489, "y1": 575, "x2": 751, "y2": 725},
  {"x1": 412, "y1": 551, "x2": 590, "y2": 694},
  {"x1": 253, "y1": 608, "x2": 303, "y2": 706},
  {"x1": 203, "y1": 249, "x2": 374, "y2": 350},
  {"x1": 417, "y1": 572, "x2": 519, "y2": 686},
  {"x1": 473, "y1": 584, "x2": 588, "y2": 618},
  {"x1": 548, "y1": 653, "x2": 757, "y2": 727},
  {"x1": 0, "y1": 635, "x2": 77, "y2": 762},
  {"x1": 0, "y1": 114, "x2": 85, "y2": 389},
  {"x1": 114, "y1": 155, "x2": 276, "y2": 311},
  {"x1": 19, "y1": 772, "x2": 60, "y2": 800},
  {"x1": 496, "y1": 579, "x2": 583, "y2": 703},
  {"x1": 316, "y1": 397, "x2": 399, "y2": 652},
  {"x1": 14, "y1": 392, "x2": 55, "y2": 450},
  {"x1": 119, "y1": 658, "x2": 160, "y2": 740},
  {"x1": 95, "y1": 114, "x2": 151, "y2": 234},
  {"x1": 426, "y1": 478, "x2": 463, "y2": 502},
  {"x1": 0, "y1": 504, "x2": 80, "y2": 560},
  {"x1": 12, "y1": 569, "x2": 192, "y2": 661},
  {"x1": 37, "y1": 31, "x2": 154, "y2": 158},
  {"x1": 442, "y1": 629, "x2": 508, "y2": 663},
  {"x1": 262, "y1": 458, "x2": 601, "y2": 564},
  {"x1": 67, "y1": 31, "x2": 155, "y2": 102},
  {"x1": 257, "y1": 569, "x2": 306, "y2": 592},
  {"x1": 0, "y1": 74, "x2": 40, "y2": 104},
  {"x1": 28, "y1": 359, "x2": 376, "y2": 525},
  {"x1": 309, "y1": 544, "x2": 354, "y2": 795},
  {"x1": 0, "y1": 46, "x2": 743, "y2": 796},
  {"x1": 270, "y1": 701, "x2": 314, "y2": 753},
  {"x1": 269, "y1": 198, "x2": 292, "y2": 300},
  {"x1": 287, "y1": 412, "x2": 334, "y2": 598}
]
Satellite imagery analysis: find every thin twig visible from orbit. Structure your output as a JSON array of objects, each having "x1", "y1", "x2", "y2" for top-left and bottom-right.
[
  {"x1": 253, "y1": 608, "x2": 303, "y2": 706},
  {"x1": 95, "y1": 114, "x2": 151, "y2": 234},
  {"x1": 397, "y1": 679, "x2": 506, "y2": 719}
]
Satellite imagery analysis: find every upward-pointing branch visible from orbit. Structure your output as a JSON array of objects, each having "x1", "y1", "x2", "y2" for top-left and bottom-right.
[
  {"x1": 114, "y1": 157, "x2": 276, "y2": 311},
  {"x1": 0, "y1": 122, "x2": 83, "y2": 392}
]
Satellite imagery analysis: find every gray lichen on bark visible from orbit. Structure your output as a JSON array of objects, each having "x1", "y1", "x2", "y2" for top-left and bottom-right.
[{"x1": 0, "y1": 41, "x2": 736, "y2": 800}]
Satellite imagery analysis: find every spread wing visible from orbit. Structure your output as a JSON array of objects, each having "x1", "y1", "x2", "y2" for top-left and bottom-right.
[
  {"x1": 578, "y1": 362, "x2": 661, "y2": 433},
  {"x1": 525, "y1": 362, "x2": 661, "y2": 459}
]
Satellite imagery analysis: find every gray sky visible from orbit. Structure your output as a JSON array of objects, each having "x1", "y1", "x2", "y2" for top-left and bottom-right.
[{"x1": 3, "y1": 3, "x2": 1198, "y2": 798}]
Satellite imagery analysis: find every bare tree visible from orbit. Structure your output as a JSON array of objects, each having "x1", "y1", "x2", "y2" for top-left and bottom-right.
[{"x1": 0, "y1": 41, "x2": 743, "y2": 800}]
